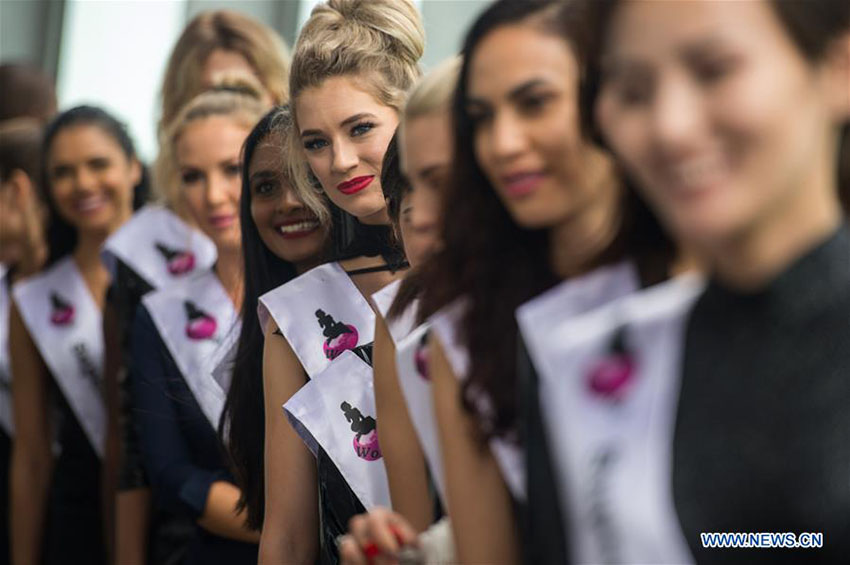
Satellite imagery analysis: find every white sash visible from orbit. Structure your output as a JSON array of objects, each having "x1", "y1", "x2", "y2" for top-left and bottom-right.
[
  {"x1": 258, "y1": 262, "x2": 375, "y2": 378},
  {"x1": 12, "y1": 257, "x2": 106, "y2": 456},
  {"x1": 371, "y1": 280, "x2": 417, "y2": 344},
  {"x1": 534, "y1": 275, "x2": 704, "y2": 565},
  {"x1": 516, "y1": 261, "x2": 640, "y2": 382},
  {"x1": 101, "y1": 204, "x2": 216, "y2": 288},
  {"x1": 394, "y1": 322, "x2": 446, "y2": 502},
  {"x1": 428, "y1": 300, "x2": 525, "y2": 501},
  {"x1": 142, "y1": 270, "x2": 240, "y2": 430},
  {"x1": 284, "y1": 350, "x2": 391, "y2": 510},
  {"x1": 0, "y1": 266, "x2": 14, "y2": 436}
]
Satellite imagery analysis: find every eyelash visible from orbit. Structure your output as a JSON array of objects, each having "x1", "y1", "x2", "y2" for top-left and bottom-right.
[
  {"x1": 254, "y1": 181, "x2": 276, "y2": 196},
  {"x1": 181, "y1": 170, "x2": 201, "y2": 185},
  {"x1": 302, "y1": 121, "x2": 377, "y2": 151}
]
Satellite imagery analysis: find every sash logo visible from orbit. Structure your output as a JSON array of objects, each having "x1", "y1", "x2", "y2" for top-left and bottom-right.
[
  {"x1": 155, "y1": 242, "x2": 196, "y2": 275},
  {"x1": 414, "y1": 331, "x2": 430, "y2": 380},
  {"x1": 340, "y1": 401, "x2": 381, "y2": 461},
  {"x1": 316, "y1": 309, "x2": 359, "y2": 360},
  {"x1": 587, "y1": 327, "x2": 635, "y2": 402},
  {"x1": 73, "y1": 342, "x2": 101, "y2": 388},
  {"x1": 184, "y1": 301, "x2": 217, "y2": 340},
  {"x1": 49, "y1": 291, "x2": 75, "y2": 326}
]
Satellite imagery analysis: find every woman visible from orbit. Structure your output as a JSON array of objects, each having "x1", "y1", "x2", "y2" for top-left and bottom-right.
[
  {"x1": 10, "y1": 106, "x2": 143, "y2": 565},
  {"x1": 535, "y1": 1, "x2": 848, "y2": 563},
  {"x1": 129, "y1": 79, "x2": 267, "y2": 564},
  {"x1": 368, "y1": 57, "x2": 461, "y2": 533},
  {"x1": 416, "y1": 0, "x2": 671, "y2": 562},
  {"x1": 218, "y1": 105, "x2": 328, "y2": 535},
  {"x1": 259, "y1": 1, "x2": 422, "y2": 562},
  {"x1": 104, "y1": 11, "x2": 291, "y2": 564},
  {"x1": 0, "y1": 118, "x2": 48, "y2": 564}
]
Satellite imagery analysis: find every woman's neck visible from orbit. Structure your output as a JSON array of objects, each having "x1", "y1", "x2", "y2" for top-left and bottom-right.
[
  {"x1": 214, "y1": 247, "x2": 244, "y2": 310},
  {"x1": 549, "y1": 170, "x2": 622, "y2": 280},
  {"x1": 704, "y1": 159, "x2": 842, "y2": 292},
  {"x1": 72, "y1": 229, "x2": 111, "y2": 273}
]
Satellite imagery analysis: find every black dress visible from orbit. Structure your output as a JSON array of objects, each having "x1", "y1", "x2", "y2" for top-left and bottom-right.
[
  {"x1": 673, "y1": 224, "x2": 850, "y2": 564},
  {"x1": 111, "y1": 261, "x2": 193, "y2": 565},
  {"x1": 130, "y1": 307, "x2": 258, "y2": 565},
  {"x1": 526, "y1": 223, "x2": 850, "y2": 564},
  {"x1": 42, "y1": 386, "x2": 105, "y2": 565}
]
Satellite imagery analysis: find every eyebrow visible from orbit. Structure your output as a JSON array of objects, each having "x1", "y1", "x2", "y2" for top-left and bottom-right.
[
  {"x1": 418, "y1": 164, "x2": 446, "y2": 182},
  {"x1": 249, "y1": 170, "x2": 276, "y2": 183},
  {"x1": 300, "y1": 112, "x2": 379, "y2": 138},
  {"x1": 467, "y1": 78, "x2": 549, "y2": 107}
]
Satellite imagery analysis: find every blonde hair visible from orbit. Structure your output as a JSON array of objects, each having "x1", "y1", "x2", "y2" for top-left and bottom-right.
[
  {"x1": 156, "y1": 73, "x2": 269, "y2": 208},
  {"x1": 159, "y1": 10, "x2": 290, "y2": 134},
  {"x1": 401, "y1": 56, "x2": 462, "y2": 133},
  {"x1": 286, "y1": 0, "x2": 425, "y2": 222}
]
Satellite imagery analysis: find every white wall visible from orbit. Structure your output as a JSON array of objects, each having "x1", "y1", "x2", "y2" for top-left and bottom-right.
[{"x1": 56, "y1": 0, "x2": 187, "y2": 162}]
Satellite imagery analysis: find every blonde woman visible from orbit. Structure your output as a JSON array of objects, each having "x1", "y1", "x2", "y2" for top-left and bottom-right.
[
  {"x1": 128, "y1": 77, "x2": 268, "y2": 564},
  {"x1": 259, "y1": 1, "x2": 423, "y2": 563},
  {"x1": 103, "y1": 10, "x2": 290, "y2": 564}
]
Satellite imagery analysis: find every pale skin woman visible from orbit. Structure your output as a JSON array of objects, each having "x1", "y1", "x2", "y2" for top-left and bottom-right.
[
  {"x1": 10, "y1": 121, "x2": 139, "y2": 565},
  {"x1": 169, "y1": 114, "x2": 260, "y2": 542},
  {"x1": 373, "y1": 106, "x2": 451, "y2": 527},
  {"x1": 339, "y1": 104, "x2": 452, "y2": 564},
  {"x1": 112, "y1": 49, "x2": 273, "y2": 565},
  {"x1": 594, "y1": 0, "x2": 850, "y2": 290},
  {"x1": 427, "y1": 19, "x2": 622, "y2": 565},
  {"x1": 260, "y1": 77, "x2": 408, "y2": 564}
]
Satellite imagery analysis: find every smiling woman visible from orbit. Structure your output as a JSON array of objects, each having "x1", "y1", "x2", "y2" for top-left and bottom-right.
[
  {"x1": 127, "y1": 75, "x2": 271, "y2": 565},
  {"x1": 9, "y1": 106, "x2": 144, "y2": 565}
]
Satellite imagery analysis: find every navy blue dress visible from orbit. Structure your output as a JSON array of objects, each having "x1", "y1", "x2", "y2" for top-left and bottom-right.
[{"x1": 130, "y1": 306, "x2": 257, "y2": 565}]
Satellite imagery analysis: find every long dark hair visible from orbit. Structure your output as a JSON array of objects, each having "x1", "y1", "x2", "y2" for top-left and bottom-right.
[
  {"x1": 218, "y1": 106, "x2": 307, "y2": 530},
  {"x1": 41, "y1": 105, "x2": 149, "y2": 266},
  {"x1": 583, "y1": 0, "x2": 850, "y2": 213},
  {"x1": 418, "y1": 0, "x2": 672, "y2": 439}
]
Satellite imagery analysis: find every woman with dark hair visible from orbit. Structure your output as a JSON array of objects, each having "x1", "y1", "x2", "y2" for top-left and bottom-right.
[
  {"x1": 524, "y1": 1, "x2": 850, "y2": 563},
  {"x1": 403, "y1": 0, "x2": 674, "y2": 562},
  {"x1": 9, "y1": 105, "x2": 143, "y2": 565},
  {"x1": 218, "y1": 105, "x2": 328, "y2": 532}
]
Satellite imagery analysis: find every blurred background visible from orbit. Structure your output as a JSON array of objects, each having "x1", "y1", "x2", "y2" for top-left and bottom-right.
[{"x1": 0, "y1": 0, "x2": 487, "y2": 162}]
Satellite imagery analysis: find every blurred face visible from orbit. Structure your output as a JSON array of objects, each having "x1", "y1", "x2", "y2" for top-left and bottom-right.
[
  {"x1": 47, "y1": 125, "x2": 138, "y2": 235},
  {"x1": 0, "y1": 178, "x2": 26, "y2": 263},
  {"x1": 177, "y1": 116, "x2": 249, "y2": 254},
  {"x1": 296, "y1": 75, "x2": 399, "y2": 224},
  {"x1": 399, "y1": 112, "x2": 452, "y2": 267},
  {"x1": 249, "y1": 134, "x2": 327, "y2": 267},
  {"x1": 596, "y1": 0, "x2": 846, "y2": 247},
  {"x1": 469, "y1": 24, "x2": 607, "y2": 229}
]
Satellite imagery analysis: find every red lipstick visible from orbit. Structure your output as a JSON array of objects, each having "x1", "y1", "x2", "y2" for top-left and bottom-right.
[{"x1": 336, "y1": 175, "x2": 374, "y2": 195}]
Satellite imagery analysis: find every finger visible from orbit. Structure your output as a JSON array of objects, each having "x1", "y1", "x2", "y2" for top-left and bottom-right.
[{"x1": 338, "y1": 534, "x2": 368, "y2": 565}]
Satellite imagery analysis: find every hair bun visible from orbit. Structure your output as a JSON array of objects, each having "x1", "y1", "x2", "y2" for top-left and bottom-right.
[{"x1": 304, "y1": 0, "x2": 424, "y2": 67}]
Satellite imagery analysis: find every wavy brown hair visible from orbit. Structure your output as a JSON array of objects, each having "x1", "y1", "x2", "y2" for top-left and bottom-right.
[{"x1": 418, "y1": 0, "x2": 673, "y2": 440}]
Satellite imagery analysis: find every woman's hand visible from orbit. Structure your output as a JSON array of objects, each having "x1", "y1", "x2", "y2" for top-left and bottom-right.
[{"x1": 339, "y1": 507, "x2": 419, "y2": 565}]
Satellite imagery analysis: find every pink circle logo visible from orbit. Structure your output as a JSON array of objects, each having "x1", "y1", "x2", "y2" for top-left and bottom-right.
[
  {"x1": 414, "y1": 333, "x2": 430, "y2": 380},
  {"x1": 156, "y1": 242, "x2": 196, "y2": 276},
  {"x1": 49, "y1": 292, "x2": 75, "y2": 326},
  {"x1": 184, "y1": 301, "x2": 217, "y2": 340},
  {"x1": 587, "y1": 328, "x2": 636, "y2": 402},
  {"x1": 352, "y1": 430, "x2": 382, "y2": 461}
]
